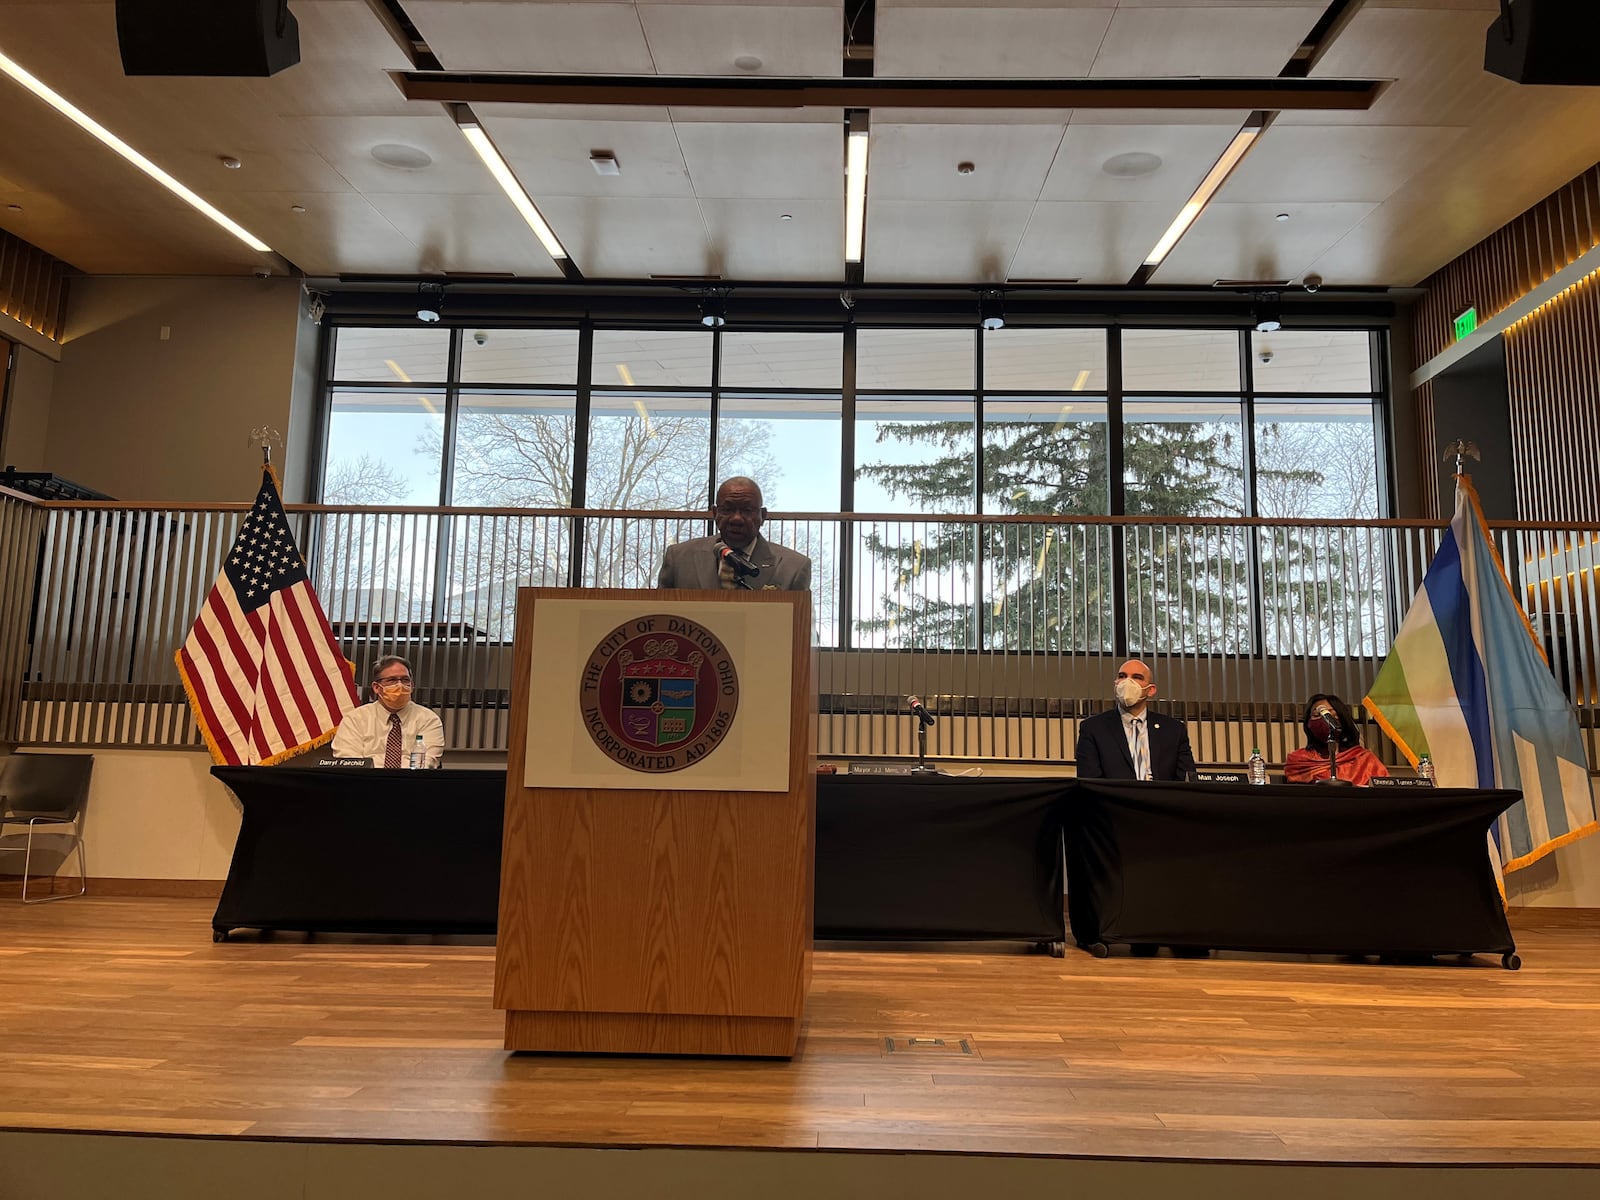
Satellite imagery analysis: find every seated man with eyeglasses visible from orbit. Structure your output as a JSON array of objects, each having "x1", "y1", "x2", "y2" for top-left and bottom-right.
[
  {"x1": 330, "y1": 655, "x2": 445, "y2": 768},
  {"x1": 658, "y1": 476, "x2": 812, "y2": 592}
]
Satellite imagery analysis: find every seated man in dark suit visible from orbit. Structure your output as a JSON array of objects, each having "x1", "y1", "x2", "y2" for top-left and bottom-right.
[
  {"x1": 657, "y1": 476, "x2": 812, "y2": 592},
  {"x1": 1075, "y1": 658, "x2": 1196, "y2": 783},
  {"x1": 1075, "y1": 658, "x2": 1205, "y2": 958}
]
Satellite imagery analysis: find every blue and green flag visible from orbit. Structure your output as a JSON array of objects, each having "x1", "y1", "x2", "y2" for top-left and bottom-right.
[{"x1": 1364, "y1": 475, "x2": 1596, "y2": 875}]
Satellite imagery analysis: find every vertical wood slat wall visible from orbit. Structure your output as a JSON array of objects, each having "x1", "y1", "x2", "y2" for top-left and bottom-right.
[
  {"x1": 0, "y1": 227, "x2": 72, "y2": 343},
  {"x1": 1504, "y1": 272, "x2": 1600, "y2": 523},
  {"x1": 1411, "y1": 164, "x2": 1600, "y2": 518}
]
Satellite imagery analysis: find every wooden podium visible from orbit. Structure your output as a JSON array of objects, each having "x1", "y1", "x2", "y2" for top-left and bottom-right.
[{"x1": 494, "y1": 587, "x2": 814, "y2": 1057}]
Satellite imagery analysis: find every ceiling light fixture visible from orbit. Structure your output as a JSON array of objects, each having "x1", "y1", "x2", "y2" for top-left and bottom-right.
[
  {"x1": 1253, "y1": 291, "x2": 1282, "y2": 333},
  {"x1": 589, "y1": 150, "x2": 621, "y2": 176},
  {"x1": 844, "y1": 110, "x2": 870, "y2": 264},
  {"x1": 1141, "y1": 116, "x2": 1265, "y2": 271},
  {"x1": 416, "y1": 283, "x2": 444, "y2": 324},
  {"x1": 453, "y1": 107, "x2": 568, "y2": 262},
  {"x1": 979, "y1": 289, "x2": 1005, "y2": 331},
  {"x1": 698, "y1": 290, "x2": 729, "y2": 328},
  {"x1": 0, "y1": 47, "x2": 272, "y2": 254}
]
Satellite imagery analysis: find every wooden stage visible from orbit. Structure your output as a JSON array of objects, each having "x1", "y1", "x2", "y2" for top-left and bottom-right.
[{"x1": 3, "y1": 896, "x2": 1599, "y2": 1197}]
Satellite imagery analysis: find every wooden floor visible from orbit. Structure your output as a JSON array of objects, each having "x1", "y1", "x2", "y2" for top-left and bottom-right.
[{"x1": 2, "y1": 897, "x2": 1599, "y2": 1165}]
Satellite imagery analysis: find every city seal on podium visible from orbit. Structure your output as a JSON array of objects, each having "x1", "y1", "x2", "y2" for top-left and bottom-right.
[{"x1": 579, "y1": 613, "x2": 739, "y2": 773}]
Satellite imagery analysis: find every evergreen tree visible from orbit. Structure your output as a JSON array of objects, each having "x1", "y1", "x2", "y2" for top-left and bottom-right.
[{"x1": 856, "y1": 414, "x2": 1244, "y2": 650}]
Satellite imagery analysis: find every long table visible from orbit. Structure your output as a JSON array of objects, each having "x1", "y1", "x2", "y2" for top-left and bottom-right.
[
  {"x1": 210, "y1": 767, "x2": 1070, "y2": 949},
  {"x1": 211, "y1": 768, "x2": 1521, "y2": 965},
  {"x1": 1064, "y1": 779, "x2": 1520, "y2": 964}
]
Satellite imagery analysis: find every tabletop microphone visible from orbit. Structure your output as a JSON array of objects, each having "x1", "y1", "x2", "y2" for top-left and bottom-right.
[
  {"x1": 907, "y1": 694, "x2": 936, "y2": 727},
  {"x1": 715, "y1": 541, "x2": 759, "y2": 577}
]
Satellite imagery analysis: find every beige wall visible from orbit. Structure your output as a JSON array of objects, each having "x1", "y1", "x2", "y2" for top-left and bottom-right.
[
  {"x1": 0, "y1": 343, "x2": 55, "y2": 473},
  {"x1": 44, "y1": 276, "x2": 307, "y2": 502}
]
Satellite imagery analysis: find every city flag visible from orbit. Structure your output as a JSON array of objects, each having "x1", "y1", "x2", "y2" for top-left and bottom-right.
[
  {"x1": 175, "y1": 465, "x2": 358, "y2": 765},
  {"x1": 1364, "y1": 474, "x2": 1597, "y2": 875}
]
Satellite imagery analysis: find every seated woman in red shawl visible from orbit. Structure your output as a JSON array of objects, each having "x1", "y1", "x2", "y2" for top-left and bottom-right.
[{"x1": 1284, "y1": 693, "x2": 1390, "y2": 786}]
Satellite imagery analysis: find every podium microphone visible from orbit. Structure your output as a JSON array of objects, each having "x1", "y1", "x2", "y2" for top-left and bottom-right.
[
  {"x1": 907, "y1": 695, "x2": 936, "y2": 727},
  {"x1": 715, "y1": 541, "x2": 759, "y2": 577}
]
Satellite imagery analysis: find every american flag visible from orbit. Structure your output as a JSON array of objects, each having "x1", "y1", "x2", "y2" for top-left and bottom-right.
[{"x1": 175, "y1": 466, "x2": 358, "y2": 765}]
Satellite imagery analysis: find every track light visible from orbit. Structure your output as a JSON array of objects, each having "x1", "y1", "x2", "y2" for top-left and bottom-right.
[
  {"x1": 844, "y1": 110, "x2": 870, "y2": 264},
  {"x1": 1142, "y1": 116, "x2": 1266, "y2": 272},
  {"x1": 698, "y1": 291, "x2": 728, "y2": 328},
  {"x1": 1253, "y1": 291, "x2": 1282, "y2": 333},
  {"x1": 417, "y1": 283, "x2": 444, "y2": 324},
  {"x1": 453, "y1": 106, "x2": 569, "y2": 263},
  {"x1": 979, "y1": 290, "x2": 1005, "y2": 331}
]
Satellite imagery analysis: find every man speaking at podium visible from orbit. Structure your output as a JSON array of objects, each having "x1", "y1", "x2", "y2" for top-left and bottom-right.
[{"x1": 658, "y1": 476, "x2": 812, "y2": 592}]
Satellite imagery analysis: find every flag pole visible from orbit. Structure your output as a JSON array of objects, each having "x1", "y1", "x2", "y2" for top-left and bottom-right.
[
  {"x1": 1442, "y1": 437, "x2": 1480, "y2": 481},
  {"x1": 250, "y1": 425, "x2": 284, "y2": 479}
]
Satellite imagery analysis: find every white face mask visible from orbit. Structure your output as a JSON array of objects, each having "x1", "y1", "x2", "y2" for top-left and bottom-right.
[{"x1": 1114, "y1": 677, "x2": 1148, "y2": 709}]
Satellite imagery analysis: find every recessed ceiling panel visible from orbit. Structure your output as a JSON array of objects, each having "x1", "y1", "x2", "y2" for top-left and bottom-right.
[
  {"x1": 1153, "y1": 201, "x2": 1380, "y2": 286},
  {"x1": 874, "y1": 6, "x2": 1113, "y2": 78},
  {"x1": 868, "y1": 123, "x2": 1066, "y2": 202},
  {"x1": 481, "y1": 115, "x2": 694, "y2": 198},
  {"x1": 863, "y1": 200, "x2": 1035, "y2": 283},
  {"x1": 638, "y1": 3, "x2": 843, "y2": 76},
  {"x1": 533, "y1": 194, "x2": 712, "y2": 279},
  {"x1": 1218, "y1": 125, "x2": 1470, "y2": 204},
  {"x1": 1039, "y1": 123, "x2": 1241, "y2": 203},
  {"x1": 1009, "y1": 201, "x2": 1179, "y2": 286},
  {"x1": 698, "y1": 197, "x2": 843, "y2": 280},
  {"x1": 1089, "y1": 6, "x2": 1316, "y2": 77},
  {"x1": 406, "y1": 1, "x2": 657, "y2": 73},
  {"x1": 673, "y1": 122, "x2": 841, "y2": 199},
  {"x1": 289, "y1": 114, "x2": 496, "y2": 195},
  {"x1": 206, "y1": 191, "x2": 418, "y2": 277},
  {"x1": 361, "y1": 192, "x2": 566, "y2": 277}
]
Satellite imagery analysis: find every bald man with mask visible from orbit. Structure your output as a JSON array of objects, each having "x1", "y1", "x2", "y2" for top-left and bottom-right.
[{"x1": 1075, "y1": 658, "x2": 1197, "y2": 782}]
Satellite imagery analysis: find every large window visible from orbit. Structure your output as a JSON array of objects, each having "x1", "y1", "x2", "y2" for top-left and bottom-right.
[{"x1": 318, "y1": 322, "x2": 1390, "y2": 652}]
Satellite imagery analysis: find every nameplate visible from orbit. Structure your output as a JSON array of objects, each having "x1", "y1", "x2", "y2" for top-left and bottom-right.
[
  {"x1": 1369, "y1": 776, "x2": 1432, "y2": 788},
  {"x1": 847, "y1": 762, "x2": 918, "y2": 775},
  {"x1": 1194, "y1": 771, "x2": 1248, "y2": 784},
  {"x1": 315, "y1": 757, "x2": 373, "y2": 768}
]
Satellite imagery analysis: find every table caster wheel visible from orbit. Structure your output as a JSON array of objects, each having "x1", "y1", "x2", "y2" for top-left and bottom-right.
[
  {"x1": 1050, "y1": 941, "x2": 1066, "y2": 958},
  {"x1": 1088, "y1": 942, "x2": 1109, "y2": 958},
  {"x1": 212, "y1": 929, "x2": 228, "y2": 943},
  {"x1": 1501, "y1": 952, "x2": 1521, "y2": 971}
]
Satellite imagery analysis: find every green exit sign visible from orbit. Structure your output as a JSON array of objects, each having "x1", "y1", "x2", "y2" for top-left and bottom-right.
[{"x1": 1453, "y1": 306, "x2": 1478, "y2": 340}]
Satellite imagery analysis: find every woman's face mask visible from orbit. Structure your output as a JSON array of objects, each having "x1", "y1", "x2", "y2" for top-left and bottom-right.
[{"x1": 1308, "y1": 712, "x2": 1339, "y2": 743}]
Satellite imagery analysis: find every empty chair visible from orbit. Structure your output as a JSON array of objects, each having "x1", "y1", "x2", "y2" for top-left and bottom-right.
[{"x1": 0, "y1": 752, "x2": 93, "y2": 902}]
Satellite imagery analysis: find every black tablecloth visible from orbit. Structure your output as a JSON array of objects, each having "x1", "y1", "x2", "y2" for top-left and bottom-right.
[
  {"x1": 1063, "y1": 779, "x2": 1519, "y2": 957},
  {"x1": 814, "y1": 774, "x2": 1068, "y2": 943},
  {"x1": 212, "y1": 766, "x2": 504, "y2": 936},
  {"x1": 210, "y1": 767, "x2": 1068, "y2": 944}
]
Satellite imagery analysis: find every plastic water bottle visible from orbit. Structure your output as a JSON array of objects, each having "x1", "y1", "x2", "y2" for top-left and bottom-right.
[
  {"x1": 1247, "y1": 747, "x2": 1267, "y2": 786},
  {"x1": 1417, "y1": 754, "x2": 1435, "y2": 786},
  {"x1": 408, "y1": 734, "x2": 426, "y2": 770}
]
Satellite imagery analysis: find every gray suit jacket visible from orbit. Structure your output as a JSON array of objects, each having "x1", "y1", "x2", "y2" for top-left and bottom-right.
[{"x1": 657, "y1": 534, "x2": 812, "y2": 592}]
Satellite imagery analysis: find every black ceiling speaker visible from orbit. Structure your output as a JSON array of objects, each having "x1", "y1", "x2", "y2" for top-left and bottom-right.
[
  {"x1": 1484, "y1": 0, "x2": 1600, "y2": 86},
  {"x1": 116, "y1": 0, "x2": 301, "y2": 77}
]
